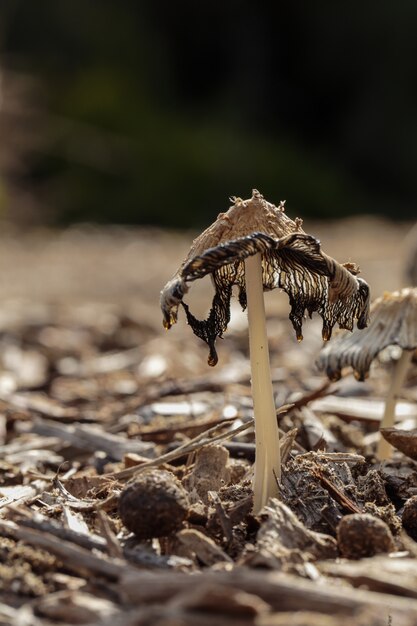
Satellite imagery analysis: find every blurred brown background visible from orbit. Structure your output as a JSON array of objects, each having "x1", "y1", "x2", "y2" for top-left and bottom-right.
[
  {"x1": 0, "y1": 2, "x2": 417, "y2": 229},
  {"x1": 0, "y1": 2, "x2": 415, "y2": 312}
]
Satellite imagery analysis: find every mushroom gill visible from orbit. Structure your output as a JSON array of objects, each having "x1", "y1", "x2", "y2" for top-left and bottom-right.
[
  {"x1": 317, "y1": 287, "x2": 417, "y2": 460},
  {"x1": 317, "y1": 287, "x2": 417, "y2": 382},
  {"x1": 161, "y1": 190, "x2": 370, "y2": 366}
]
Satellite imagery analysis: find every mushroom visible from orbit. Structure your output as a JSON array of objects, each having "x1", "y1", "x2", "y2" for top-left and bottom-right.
[
  {"x1": 317, "y1": 287, "x2": 417, "y2": 460},
  {"x1": 161, "y1": 190, "x2": 370, "y2": 511}
]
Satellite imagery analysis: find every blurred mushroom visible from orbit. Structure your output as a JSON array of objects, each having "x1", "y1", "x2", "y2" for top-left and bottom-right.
[
  {"x1": 161, "y1": 190, "x2": 370, "y2": 512},
  {"x1": 404, "y1": 222, "x2": 417, "y2": 286},
  {"x1": 317, "y1": 287, "x2": 417, "y2": 460}
]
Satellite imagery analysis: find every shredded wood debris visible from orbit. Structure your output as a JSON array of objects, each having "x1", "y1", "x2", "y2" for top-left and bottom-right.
[{"x1": 0, "y1": 223, "x2": 414, "y2": 625}]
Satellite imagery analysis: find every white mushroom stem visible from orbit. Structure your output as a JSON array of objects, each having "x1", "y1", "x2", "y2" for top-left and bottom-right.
[
  {"x1": 377, "y1": 349, "x2": 413, "y2": 460},
  {"x1": 245, "y1": 253, "x2": 281, "y2": 513}
]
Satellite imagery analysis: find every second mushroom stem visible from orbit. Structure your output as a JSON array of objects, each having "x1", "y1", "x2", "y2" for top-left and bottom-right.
[
  {"x1": 377, "y1": 349, "x2": 413, "y2": 460},
  {"x1": 245, "y1": 253, "x2": 281, "y2": 513}
]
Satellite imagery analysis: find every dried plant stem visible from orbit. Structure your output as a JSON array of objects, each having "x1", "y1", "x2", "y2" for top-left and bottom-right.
[
  {"x1": 377, "y1": 349, "x2": 413, "y2": 460},
  {"x1": 245, "y1": 253, "x2": 280, "y2": 512}
]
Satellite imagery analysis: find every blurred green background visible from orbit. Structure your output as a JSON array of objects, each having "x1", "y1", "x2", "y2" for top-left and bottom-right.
[{"x1": 0, "y1": 1, "x2": 416, "y2": 228}]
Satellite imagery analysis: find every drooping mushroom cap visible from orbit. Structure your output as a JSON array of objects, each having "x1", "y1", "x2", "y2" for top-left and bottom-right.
[
  {"x1": 317, "y1": 287, "x2": 417, "y2": 381},
  {"x1": 161, "y1": 190, "x2": 370, "y2": 365}
]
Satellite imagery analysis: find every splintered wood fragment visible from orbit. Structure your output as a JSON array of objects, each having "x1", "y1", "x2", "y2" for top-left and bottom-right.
[
  {"x1": 184, "y1": 445, "x2": 230, "y2": 504},
  {"x1": 318, "y1": 557, "x2": 417, "y2": 599},
  {"x1": 280, "y1": 428, "x2": 299, "y2": 465},
  {"x1": 0, "y1": 435, "x2": 63, "y2": 456},
  {"x1": 0, "y1": 481, "x2": 48, "y2": 509},
  {"x1": 177, "y1": 529, "x2": 233, "y2": 566},
  {"x1": 310, "y1": 464, "x2": 362, "y2": 514},
  {"x1": 8, "y1": 505, "x2": 189, "y2": 570},
  {"x1": 25, "y1": 417, "x2": 155, "y2": 459},
  {"x1": 95, "y1": 603, "x2": 264, "y2": 626},
  {"x1": 8, "y1": 509, "x2": 108, "y2": 552},
  {"x1": 1, "y1": 392, "x2": 79, "y2": 420},
  {"x1": 54, "y1": 476, "x2": 108, "y2": 511},
  {"x1": 311, "y1": 396, "x2": 417, "y2": 423},
  {"x1": 119, "y1": 567, "x2": 417, "y2": 619},
  {"x1": 62, "y1": 505, "x2": 90, "y2": 535},
  {"x1": 246, "y1": 499, "x2": 337, "y2": 569},
  {"x1": 0, "y1": 518, "x2": 131, "y2": 580},
  {"x1": 35, "y1": 590, "x2": 118, "y2": 624},
  {"x1": 169, "y1": 583, "x2": 269, "y2": 615},
  {"x1": 311, "y1": 452, "x2": 365, "y2": 465},
  {"x1": 95, "y1": 510, "x2": 123, "y2": 559},
  {"x1": 380, "y1": 428, "x2": 417, "y2": 460}
]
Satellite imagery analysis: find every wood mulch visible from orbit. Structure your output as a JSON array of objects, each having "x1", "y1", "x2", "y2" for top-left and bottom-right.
[{"x1": 0, "y1": 222, "x2": 415, "y2": 625}]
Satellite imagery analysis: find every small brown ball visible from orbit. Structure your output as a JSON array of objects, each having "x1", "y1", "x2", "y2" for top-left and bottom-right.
[
  {"x1": 402, "y1": 495, "x2": 417, "y2": 541},
  {"x1": 337, "y1": 513, "x2": 395, "y2": 559},
  {"x1": 119, "y1": 470, "x2": 190, "y2": 539}
]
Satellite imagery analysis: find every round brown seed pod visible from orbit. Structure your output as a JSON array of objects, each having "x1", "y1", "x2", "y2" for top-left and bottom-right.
[
  {"x1": 119, "y1": 470, "x2": 190, "y2": 539},
  {"x1": 402, "y1": 495, "x2": 417, "y2": 541},
  {"x1": 337, "y1": 513, "x2": 395, "y2": 559}
]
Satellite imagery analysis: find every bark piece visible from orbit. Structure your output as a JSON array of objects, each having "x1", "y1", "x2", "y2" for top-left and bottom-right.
[
  {"x1": 280, "y1": 456, "x2": 360, "y2": 533},
  {"x1": 177, "y1": 529, "x2": 233, "y2": 566},
  {"x1": 311, "y1": 396, "x2": 417, "y2": 422},
  {"x1": 244, "y1": 499, "x2": 337, "y2": 570},
  {"x1": 183, "y1": 445, "x2": 230, "y2": 503},
  {"x1": 35, "y1": 591, "x2": 117, "y2": 624},
  {"x1": 259, "y1": 608, "x2": 401, "y2": 626},
  {"x1": 119, "y1": 567, "x2": 417, "y2": 620},
  {"x1": 319, "y1": 556, "x2": 417, "y2": 599},
  {"x1": 0, "y1": 518, "x2": 128, "y2": 579},
  {"x1": 24, "y1": 417, "x2": 155, "y2": 460},
  {"x1": 402, "y1": 495, "x2": 417, "y2": 541},
  {"x1": 381, "y1": 428, "x2": 417, "y2": 461}
]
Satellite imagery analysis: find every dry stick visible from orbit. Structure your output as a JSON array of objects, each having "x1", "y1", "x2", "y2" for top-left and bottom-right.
[
  {"x1": 110, "y1": 418, "x2": 255, "y2": 481},
  {"x1": 310, "y1": 464, "x2": 362, "y2": 514},
  {"x1": 291, "y1": 379, "x2": 334, "y2": 409},
  {"x1": 245, "y1": 253, "x2": 280, "y2": 513},
  {"x1": 95, "y1": 510, "x2": 124, "y2": 559},
  {"x1": 0, "y1": 519, "x2": 127, "y2": 580},
  {"x1": 377, "y1": 349, "x2": 413, "y2": 460},
  {"x1": 119, "y1": 567, "x2": 417, "y2": 619}
]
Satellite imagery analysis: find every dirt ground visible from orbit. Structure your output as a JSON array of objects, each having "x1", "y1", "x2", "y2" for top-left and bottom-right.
[{"x1": 0, "y1": 216, "x2": 416, "y2": 626}]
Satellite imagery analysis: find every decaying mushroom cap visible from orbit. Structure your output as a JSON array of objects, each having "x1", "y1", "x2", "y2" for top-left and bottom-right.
[
  {"x1": 317, "y1": 287, "x2": 417, "y2": 381},
  {"x1": 161, "y1": 190, "x2": 370, "y2": 365}
]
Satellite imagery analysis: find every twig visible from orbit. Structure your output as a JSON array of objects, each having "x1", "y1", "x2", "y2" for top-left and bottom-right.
[
  {"x1": 95, "y1": 510, "x2": 123, "y2": 559},
  {"x1": 0, "y1": 518, "x2": 130, "y2": 580},
  {"x1": 119, "y1": 567, "x2": 417, "y2": 619},
  {"x1": 109, "y1": 418, "x2": 255, "y2": 481},
  {"x1": 24, "y1": 417, "x2": 154, "y2": 460},
  {"x1": 291, "y1": 380, "x2": 335, "y2": 409},
  {"x1": 310, "y1": 464, "x2": 362, "y2": 514}
]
